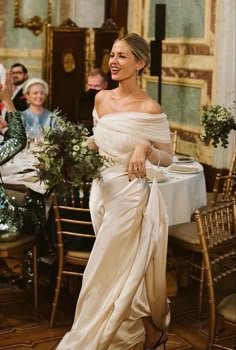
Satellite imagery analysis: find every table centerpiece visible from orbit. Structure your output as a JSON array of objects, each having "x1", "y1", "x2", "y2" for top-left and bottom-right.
[{"x1": 34, "y1": 111, "x2": 107, "y2": 192}]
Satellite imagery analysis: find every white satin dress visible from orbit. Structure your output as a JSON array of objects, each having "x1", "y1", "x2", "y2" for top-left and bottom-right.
[{"x1": 57, "y1": 110, "x2": 171, "y2": 350}]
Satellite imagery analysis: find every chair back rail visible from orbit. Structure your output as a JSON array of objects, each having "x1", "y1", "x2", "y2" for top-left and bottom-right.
[
  {"x1": 229, "y1": 151, "x2": 236, "y2": 176},
  {"x1": 49, "y1": 186, "x2": 95, "y2": 327},
  {"x1": 211, "y1": 173, "x2": 236, "y2": 206}
]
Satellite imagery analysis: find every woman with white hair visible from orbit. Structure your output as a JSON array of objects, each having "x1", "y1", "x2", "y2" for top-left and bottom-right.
[{"x1": 21, "y1": 78, "x2": 54, "y2": 140}]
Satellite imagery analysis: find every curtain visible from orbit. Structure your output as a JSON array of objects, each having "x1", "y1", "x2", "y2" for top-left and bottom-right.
[{"x1": 213, "y1": 0, "x2": 236, "y2": 169}]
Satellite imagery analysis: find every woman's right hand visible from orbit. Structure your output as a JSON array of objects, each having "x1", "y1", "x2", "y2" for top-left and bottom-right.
[
  {"x1": 0, "y1": 117, "x2": 8, "y2": 129},
  {"x1": 128, "y1": 144, "x2": 152, "y2": 181}
]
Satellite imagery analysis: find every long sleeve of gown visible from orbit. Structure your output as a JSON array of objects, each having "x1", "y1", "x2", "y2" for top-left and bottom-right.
[
  {"x1": 0, "y1": 111, "x2": 27, "y2": 166},
  {"x1": 148, "y1": 147, "x2": 173, "y2": 167}
]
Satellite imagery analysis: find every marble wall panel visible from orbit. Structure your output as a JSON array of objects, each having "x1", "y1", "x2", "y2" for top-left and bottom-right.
[
  {"x1": 145, "y1": 80, "x2": 201, "y2": 128},
  {"x1": 148, "y1": 0, "x2": 205, "y2": 39},
  {"x1": 0, "y1": 0, "x2": 7, "y2": 49}
]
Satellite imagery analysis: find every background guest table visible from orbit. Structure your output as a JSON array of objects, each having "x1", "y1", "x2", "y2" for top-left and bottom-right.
[
  {"x1": 1, "y1": 151, "x2": 45, "y2": 194},
  {"x1": 1, "y1": 153, "x2": 207, "y2": 226}
]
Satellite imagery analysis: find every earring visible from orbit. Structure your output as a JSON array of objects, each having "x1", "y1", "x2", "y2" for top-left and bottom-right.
[{"x1": 136, "y1": 70, "x2": 139, "y2": 79}]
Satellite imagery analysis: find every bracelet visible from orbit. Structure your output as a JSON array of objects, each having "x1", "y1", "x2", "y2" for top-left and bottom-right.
[{"x1": 157, "y1": 148, "x2": 161, "y2": 167}]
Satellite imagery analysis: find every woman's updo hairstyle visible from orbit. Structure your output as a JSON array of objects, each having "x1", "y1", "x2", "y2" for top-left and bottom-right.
[{"x1": 115, "y1": 33, "x2": 150, "y2": 75}]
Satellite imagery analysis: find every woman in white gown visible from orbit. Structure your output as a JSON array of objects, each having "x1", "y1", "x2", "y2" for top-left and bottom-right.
[{"x1": 57, "y1": 33, "x2": 173, "y2": 350}]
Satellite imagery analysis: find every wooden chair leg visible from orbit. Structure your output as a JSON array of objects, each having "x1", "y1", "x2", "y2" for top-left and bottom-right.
[
  {"x1": 198, "y1": 258, "x2": 205, "y2": 319},
  {"x1": 49, "y1": 269, "x2": 63, "y2": 328},
  {"x1": 33, "y1": 245, "x2": 38, "y2": 309}
]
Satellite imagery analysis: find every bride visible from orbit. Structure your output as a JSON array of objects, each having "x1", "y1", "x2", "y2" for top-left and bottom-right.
[{"x1": 57, "y1": 33, "x2": 173, "y2": 350}]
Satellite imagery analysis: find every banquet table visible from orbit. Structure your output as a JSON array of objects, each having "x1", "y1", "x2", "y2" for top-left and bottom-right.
[
  {"x1": 147, "y1": 160, "x2": 207, "y2": 226},
  {"x1": 1, "y1": 152, "x2": 207, "y2": 226}
]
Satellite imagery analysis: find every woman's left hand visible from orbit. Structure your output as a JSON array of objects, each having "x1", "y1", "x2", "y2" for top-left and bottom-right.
[{"x1": 128, "y1": 144, "x2": 152, "y2": 181}]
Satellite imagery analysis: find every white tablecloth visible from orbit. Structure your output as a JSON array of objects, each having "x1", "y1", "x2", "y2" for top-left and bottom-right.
[
  {"x1": 1, "y1": 153, "x2": 207, "y2": 226},
  {"x1": 0, "y1": 151, "x2": 46, "y2": 194},
  {"x1": 148, "y1": 161, "x2": 207, "y2": 226}
]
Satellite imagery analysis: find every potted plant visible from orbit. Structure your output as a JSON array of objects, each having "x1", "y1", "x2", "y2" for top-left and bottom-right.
[{"x1": 200, "y1": 102, "x2": 236, "y2": 148}]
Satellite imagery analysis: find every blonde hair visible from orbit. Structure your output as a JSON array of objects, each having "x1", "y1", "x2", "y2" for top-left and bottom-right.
[
  {"x1": 23, "y1": 78, "x2": 49, "y2": 95},
  {"x1": 115, "y1": 33, "x2": 150, "y2": 75}
]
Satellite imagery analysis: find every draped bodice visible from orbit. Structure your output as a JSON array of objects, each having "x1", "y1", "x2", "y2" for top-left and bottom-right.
[{"x1": 93, "y1": 109, "x2": 171, "y2": 163}]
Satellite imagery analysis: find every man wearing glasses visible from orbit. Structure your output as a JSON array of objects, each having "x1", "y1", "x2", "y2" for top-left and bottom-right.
[{"x1": 10, "y1": 63, "x2": 29, "y2": 111}]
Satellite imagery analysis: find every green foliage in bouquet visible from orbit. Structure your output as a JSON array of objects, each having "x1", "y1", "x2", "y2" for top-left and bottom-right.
[
  {"x1": 200, "y1": 102, "x2": 236, "y2": 148},
  {"x1": 34, "y1": 113, "x2": 107, "y2": 189}
]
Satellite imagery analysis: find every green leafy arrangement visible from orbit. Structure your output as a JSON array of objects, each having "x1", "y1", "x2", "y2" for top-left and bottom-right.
[
  {"x1": 200, "y1": 103, "x2": 236, "y2": 148},
  {"x1": 34, "y1": 112, "x2": 107, "y2": 189}
]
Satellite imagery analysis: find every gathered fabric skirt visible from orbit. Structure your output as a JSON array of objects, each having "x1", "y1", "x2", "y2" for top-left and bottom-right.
[{"x1": 56, "y1": 165, "x2": 170, "y2": 350}]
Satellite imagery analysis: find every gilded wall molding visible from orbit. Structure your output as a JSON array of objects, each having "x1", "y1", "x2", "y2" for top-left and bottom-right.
[
  {"x1": 142, "y1": 74, "x2": 210, "y2": 161},
  {"x1": 0, "y1": 47, "x2": 42, "y2": 59},
  {"x1": 14, "y1": 0, "x2": 52, "y2": 36},
  {"x1": 162, "y1": 67, "x2": 212, "y2": 100}
]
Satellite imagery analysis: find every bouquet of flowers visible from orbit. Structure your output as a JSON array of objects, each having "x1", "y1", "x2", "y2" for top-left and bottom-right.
[
  {"x1": 200, "y1": 103, "x2": 236, "y2": 148},
  {"x1": 34, "y1": 112, "x2": 107, "y2": 190}
]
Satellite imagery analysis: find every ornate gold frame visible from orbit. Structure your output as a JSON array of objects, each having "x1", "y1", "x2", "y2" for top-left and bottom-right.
[{"x1": 14, "y1": 0, "x2": 52, "y2": 36}]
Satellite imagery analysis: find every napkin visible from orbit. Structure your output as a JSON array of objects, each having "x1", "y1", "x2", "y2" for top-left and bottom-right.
[
  {"x1": 168, "y1": 164, "x2": 200, "y2": 173},
  {"x1": 146, "y1": 168, "x2": 169, "y2": 182},
  {"x1": 23, "y1": 176, "x2": 39, "y2": 183}
]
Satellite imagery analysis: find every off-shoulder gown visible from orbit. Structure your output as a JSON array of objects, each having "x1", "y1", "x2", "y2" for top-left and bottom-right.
[{"x1": 57, "y1": 110, "x2": 171, "y2": 350}]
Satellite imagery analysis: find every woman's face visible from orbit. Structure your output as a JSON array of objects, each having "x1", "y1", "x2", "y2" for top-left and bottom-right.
[
  {"x1": 109, "y1": 40, "x2": 140, "y2": 81},
  {"x1": 26, "y1": 84, "x2": 47, "y2": 107}
]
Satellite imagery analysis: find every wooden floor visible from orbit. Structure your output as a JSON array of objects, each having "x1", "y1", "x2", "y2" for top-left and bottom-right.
[{"x1": 0, "y1": 262, "x2": 235, "y2": 350}]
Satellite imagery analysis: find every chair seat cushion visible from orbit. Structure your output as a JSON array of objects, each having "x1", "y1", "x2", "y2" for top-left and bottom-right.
[
  {"x1": 0, "y1": 234, "x2": 36, "y2": 250},
  {"x1": 217, "y1": 293, "x2": 236, "y2": 323},
  {"x1": 67, "y1": 250, "x2": 90, "y2": 259},
  {"x1": 169, "y1": 221, "x2": 199, "y2": 245}
]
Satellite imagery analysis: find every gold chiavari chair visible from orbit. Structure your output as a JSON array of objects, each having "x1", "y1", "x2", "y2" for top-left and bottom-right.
[
  {"x1": 49, "y1": 185, "x2": 95, "y2": 328},
  {"x1": 206, "y1": 151, "x2": 236, "y2": 207},
  {"x1": 228, "y1": 151, "x2": 236, "y2": 176},
  {"x1": 168, "y1": 172, "x2": 235, "y2": 317},
  {"x1": 170, "y1": 130, "x2": 178, "y2": 155},
  {"x1": 210, "y1": 173, "x2": 236, "y2": 207},
  {"x1": 195, "y1": 199, "x2": 236, "y2": 350}
]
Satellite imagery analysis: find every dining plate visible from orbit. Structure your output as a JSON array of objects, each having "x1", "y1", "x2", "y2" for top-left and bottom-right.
[
  {"x1": 167, "y1": 165, "x2": 200, "y2": 174},
  {"x1": 173, "y1": 155, "x2": 194, "y2": 163}
]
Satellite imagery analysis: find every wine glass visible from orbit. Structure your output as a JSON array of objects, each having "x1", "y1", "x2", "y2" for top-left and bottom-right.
[{"x1": 25, "y1": 126, "x2": 34, "y2": 153}]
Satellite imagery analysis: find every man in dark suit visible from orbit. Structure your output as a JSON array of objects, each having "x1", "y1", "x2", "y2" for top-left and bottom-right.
[
  {"x1": 75, "y1": 68, "x2": 108, "y2": 134},
  {"x1": 10, "y1": 63, "x2": 29, "y2": 111}
]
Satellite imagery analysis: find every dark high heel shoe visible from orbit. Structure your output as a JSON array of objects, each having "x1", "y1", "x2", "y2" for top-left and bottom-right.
[{"x1": 144, "y1": 330, "x2": 168, "y2": 349}]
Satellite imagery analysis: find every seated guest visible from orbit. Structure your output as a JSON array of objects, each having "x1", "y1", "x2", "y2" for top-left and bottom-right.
[
  {"x1": 10, "y1": 63, "x2": 29, "y2": 111},
  {"x1": 21, "y1": 78, "x2": 54, "y2": 140},
  {"x1": 86, "y1": 68, "x2": 108, "y2": 91},
  {"x1": 0, "y1": 71, "x2": 26, "y2": 162},
  {"x1": 75, "y1": 68, "x2": 108, "y2": 134},
  {"x1": 0, "y1": 63, "x2": 28, "y2": 117}
]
